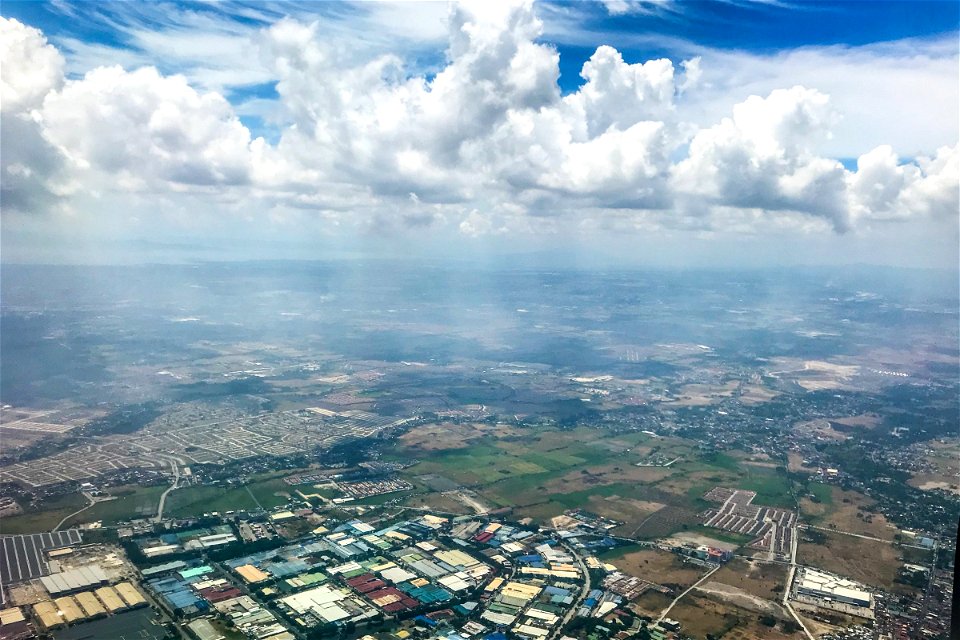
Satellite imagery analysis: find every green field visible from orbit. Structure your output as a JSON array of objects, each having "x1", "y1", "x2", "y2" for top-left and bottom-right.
[
  {"x1": 805, "y1": 482, "x2": 834, "y2": 505},
  {"x1": 67, "y1": 485, "x2": 167, "y2": 525},
  {"x1": 392, "y1": 424, "x2": 800, "y2": 541},
  {"x1": 688, "y1": 525, "x2": 754, "y2": 546},
  {"x1": 0, "y1": 493, "x2": 89, "y2": 534},
  {"x1": 596, "y1": 543, "x2": 648, "y2": 559},
  {"x1": 164, "y1": 485, "x2": 259, "y2": 517},
  {"x1": 736, "y1": 468, "x2": 795, "y2": 508},
  {"x1": 245, "y1": 476, "x2": 296, "y2": 509}
]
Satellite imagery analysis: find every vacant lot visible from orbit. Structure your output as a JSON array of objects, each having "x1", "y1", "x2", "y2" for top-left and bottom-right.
[
  {"x1": 399, "y1": 422, "x2": 486, "y2": 451},
  {"x1": 403, "y1": 491, "x2": 471, "y2": 514},
  {"x1": 909, "y1": 438, "x2": 959, "y2": 495},
  {"x1": 667, "y1": 596, "x2": 744, "y2": 639},
  {"x1": 797, "y1": 530, "x2": 900, "y2": 590},
  {"x1": 710, "y1": 558, "x2": 788, "y2": 600},
  {"x1": 800, "y1": 487, "x2": 897, "y2": 541},
  {"x1": 604, "y1": 547, "x2": 706, "y2": 591},
  {"x1": 245, "y1": 476, "x2": 295, "y2": 510},
  {"x1": 668, "y1": 597, "x2": 804, "y2": 640},
  {"x1": 630, "y1": 590, "x2": 673, "y2": 618},
  {"x1": 632, "y1": 506, "x2": 703, "y2": 539}
]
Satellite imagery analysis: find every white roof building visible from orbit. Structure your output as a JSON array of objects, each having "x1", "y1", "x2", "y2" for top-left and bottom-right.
[{"x1": 796, "y1": 568, "x2": 871, "y2": 608}]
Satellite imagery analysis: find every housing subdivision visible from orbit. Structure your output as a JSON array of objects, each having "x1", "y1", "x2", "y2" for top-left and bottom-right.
[{"x1": 700, "y1": 487, "x2": 796, "y2": 559}]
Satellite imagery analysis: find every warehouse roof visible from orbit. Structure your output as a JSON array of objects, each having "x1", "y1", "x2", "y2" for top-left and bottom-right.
[
  {"x1": 54, "y1": 596, "x2": 85, "y2": 623},
  {"x1": 235, "y1": 564, "x2": 270, "y2": 584},
  {"x1": 94, "y1": 586, "x2": 126, "y2": 612},
  {"x1": 74, "y1": 591, "x2": 106, "y2": 617},
  {"x1": 32, "y1": 601, "x2": 63, "y2": 630},
  {"x1": 115, "y1": 582, "x2": 147, "y2": 607}
]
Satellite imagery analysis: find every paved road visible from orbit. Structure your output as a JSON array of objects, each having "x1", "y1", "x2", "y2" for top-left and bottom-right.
[
  {"x1": 783, "y1": 518, "x2": 816, "y2": 640},
  {"x1": 154, "y1": 462, "x2": 180, "y2": 522},
  {"x1": 53, "y1": 493, "x2": 95, "y2": 532},
  {"x1": 245, "y1": 485, "x2": 264, "y2": 511},
  {"x1": 912, "y1": 536, "x2": 941, "y2": 638},
  {"x1": 656, "y1": 564, "x2": 720, "y2": 623},
  {"x1": 799, "y1": 524, "x2": 891, "y2": 544},
  {"x1": 551, "y1": 540, "x2": 590, "y2": 640}
]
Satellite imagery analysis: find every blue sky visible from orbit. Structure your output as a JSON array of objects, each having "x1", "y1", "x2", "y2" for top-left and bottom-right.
[
  {"x1": 5, "y1": 1, "x2": 958, "y2": 86},
  {"x1": 0, "y1": 1, "x2": 957, "y2": 266}
]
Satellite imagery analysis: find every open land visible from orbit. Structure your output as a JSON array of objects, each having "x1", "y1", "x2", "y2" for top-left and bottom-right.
[{"x1": 797, "y1": 530, "x2": 901, "y2": 590}]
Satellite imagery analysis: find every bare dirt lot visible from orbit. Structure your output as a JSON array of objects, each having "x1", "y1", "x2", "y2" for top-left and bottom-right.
[
  {"x1": 788, "y1": 452, "x2": 818, "y2": 473},
  {"x1": 630, "y1": 590, "x2": 673, "y2": 618},
  {"x1": 710, "y1": 558, "x2": 788, "y2": 601},
  {"x1": 667, "y1": 596, "x2": 803, "y2": 640},
  {"x1": 399, "y1": 422, "x2": 486, "y2": 451},
  {"x1": 908, "y1": 438, "x2": 959, "y2": 495},
  {"x1": 605, "y1": 548, "x2": 706, "y2": 591},
  {"x1": 696, "y1": 581, "x2": 790, "y2": 619},
  {"x1": 403, "y1": 491, "x2": 470, "y2": 514}
]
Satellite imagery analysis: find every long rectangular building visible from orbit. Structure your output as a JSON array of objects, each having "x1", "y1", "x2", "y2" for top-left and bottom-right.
[
  {"x1": 32, "y1": 602, "x2": 63, "y2": 630},
  {"x1": 74, "y1": 591, "x2": 106, "y2": 618},
  {"x1": 796, "y1": 568, "x2": 871, "y2": 608},
  {"x1": 53, "y1": 597, "x2": 85, "y2": 624},
  {"x1": 94, "y1": 586, "x2": 127, "y2": 612},
  {"x1": 115, "y1": 582, "x2": 148, "y2": 608},
  {"x1": 39, "y1": 565, "x2": 108, "y2": 596}
]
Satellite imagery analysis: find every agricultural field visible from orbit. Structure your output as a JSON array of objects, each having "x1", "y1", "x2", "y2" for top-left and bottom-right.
[
  {"x1": 394, "y1": 423, "x2": 798, "y2": 541},
  {"x1": 797, "y1": 530, "x2": 901, "y2": 590}
]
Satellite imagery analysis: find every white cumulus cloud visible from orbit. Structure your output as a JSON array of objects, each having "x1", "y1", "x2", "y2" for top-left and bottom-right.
[{"x1": 1, "y1": 2, "x2": 957, "y2": 252}]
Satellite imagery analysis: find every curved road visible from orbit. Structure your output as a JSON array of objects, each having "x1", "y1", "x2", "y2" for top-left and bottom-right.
[
  {"x1": 154, "y1": 462, "x2": 180, "y2": 522},
  {"x1": 52, "y1": 493, "x2": 95, "y2": 532}
]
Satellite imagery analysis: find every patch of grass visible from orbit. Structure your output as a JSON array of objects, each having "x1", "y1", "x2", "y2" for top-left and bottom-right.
[
  {"x1": 737, "y1": 468, "x2": 795, "y2": 509},
  {"x1": 550, "y1": 483, "x2": 637, "y2": 509},
  {"x1": 0, "y1": 493, "x2": 88, "y2": 534},
  {"x1": 688, "y1": 525, "x2": 753, "y2": 546},
  {"x1": 246, "y1": 478, "x2": 294, "y2": 510},
  {"x1": 69, "y1": 485, "x2": 166, "y2": 525},
  {"x1": 596, "y1": 543, "x2": 646, "y2": 560},
  {"x1": 702, "y1": 451, "x2": 741, "y2": 471},
  {"x1": 349, "y1": 489, "x2": 418, "y2": 506},
  {"x1": 806, "y1": 482, "x2": 833, "y2": 505},
  {"x1": 683, "y1": 482, "x2": 721, "y2": 510},
  {"x1": 899, "y1": 545, "x2": 933, "y2": 565},
  {"x1": 164, "y1": 485, "x2": 258, "y2": 517}
]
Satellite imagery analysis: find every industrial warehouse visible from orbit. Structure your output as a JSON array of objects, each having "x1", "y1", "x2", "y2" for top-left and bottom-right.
[{"x1": 790, "y1": 566, "x2": 875, "y2": 620}]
